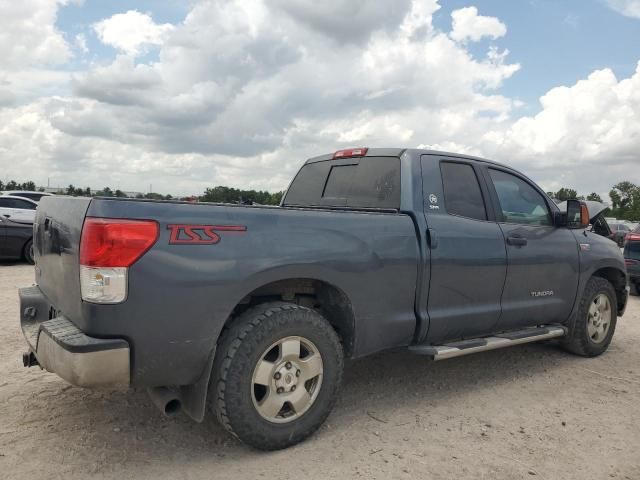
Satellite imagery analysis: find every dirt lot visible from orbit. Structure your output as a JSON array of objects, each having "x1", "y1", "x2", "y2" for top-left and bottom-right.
[{"x1": 1, "y1": 263, "x2": 639, "y2": 480}]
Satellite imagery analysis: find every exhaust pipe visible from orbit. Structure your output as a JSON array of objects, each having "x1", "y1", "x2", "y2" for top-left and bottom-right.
[
  {"x1": 23, "y1": 351, "x2": 39, "y2": 368},
  {"x1": 147, "y1": 387, "x2": 182, "y2": 417}
]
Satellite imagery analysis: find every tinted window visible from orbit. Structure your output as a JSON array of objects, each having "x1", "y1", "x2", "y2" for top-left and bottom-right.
[
  {"x1": 323, "y1": 165, "x2": 357, "y2": 200},
  {"x1": 11, "y1": 199, "x2": 36, "y2": 209},
  {"x1": 625, "y1": 241, "x2": 640, "y2": 261},
  {"x1": 284, "y1": 157, "x2": 400, "y2": 209},
  {"x1": 10, "y1": 192, "x2": 42, "y2": 201},
  {"x1": 489, "y1": 169, "x2": 551, "y2": 226},
  {"x1": 0, "y1": 198, "x2": 11, "y2": 207},
  {"x1": 440, "y1": 162, "x2": 487, "y2": 221}
]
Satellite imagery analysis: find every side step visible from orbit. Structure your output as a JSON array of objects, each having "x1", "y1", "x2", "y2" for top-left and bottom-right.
[{"x1": 409, "y1": 326, "x2": 566, "y2": 361}]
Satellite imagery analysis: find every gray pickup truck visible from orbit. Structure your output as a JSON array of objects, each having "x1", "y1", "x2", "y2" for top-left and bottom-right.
[{"x1": 19, "y1": 148, "x2": 628, "y2": 450}]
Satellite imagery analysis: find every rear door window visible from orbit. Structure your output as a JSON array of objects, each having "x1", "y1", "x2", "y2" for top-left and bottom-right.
[{"x1": 440, "y1": 162, "x2": 487, "y2": 221}]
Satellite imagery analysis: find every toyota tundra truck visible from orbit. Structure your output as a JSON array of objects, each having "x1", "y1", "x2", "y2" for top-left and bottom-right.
[{"x1": 19, "y1": 148, "x2": 629, "y2": 450}]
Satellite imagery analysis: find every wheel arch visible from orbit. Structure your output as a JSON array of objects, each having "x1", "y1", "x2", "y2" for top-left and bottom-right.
[
  {"x1": 592, "y1": 266, "x2": 628, "y2": 315},
  {"x1": 223, "y1": 277, "x2": 357, "y2": 358}
]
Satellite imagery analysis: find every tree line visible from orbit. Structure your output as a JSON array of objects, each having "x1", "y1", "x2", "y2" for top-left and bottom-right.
[
  {"x1": 0, "y1": 180, "x2": 284, "y2": 205},
  {"x1": 2, "y1": 178, "x2": 638, "y2": 217}
]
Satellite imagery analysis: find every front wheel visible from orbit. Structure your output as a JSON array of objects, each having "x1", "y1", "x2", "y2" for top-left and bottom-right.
[
  {"x1": 562, "y1": 277, "x2": 617, "y2": 357},
  {"x1": 210, "y1": 302, "x2": 344, "y2": 450}
]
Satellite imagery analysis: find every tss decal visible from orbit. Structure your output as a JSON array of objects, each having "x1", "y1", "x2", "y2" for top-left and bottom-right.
[{"x1": 167, "y1": 224, "x2": 247, "y2": 245}]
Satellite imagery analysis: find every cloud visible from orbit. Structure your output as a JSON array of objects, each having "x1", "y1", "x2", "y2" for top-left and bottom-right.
[
  {"x1": 605, "y1": 0, "x2": 640, "y2": 18},
  {"x1": 0, "y1": 0, "x2": 72, "y2": 69},
  {"x1": 0, "y1": 0, "x2": 639, "y2": 199},
  {"x1": 450, "y1": 6, "x2": 507, "y2": 43},
  {"x1": 93, "y1": 10, "x2": 174, "y2": 55},
  {"x1": 480, "y1": 62, "x2": 640, "y2": 196}
]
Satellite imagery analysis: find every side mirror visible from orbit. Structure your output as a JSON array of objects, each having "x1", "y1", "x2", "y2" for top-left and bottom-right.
[{"x1": 566, "y1": 199, "x2": 590, "y2": 229}]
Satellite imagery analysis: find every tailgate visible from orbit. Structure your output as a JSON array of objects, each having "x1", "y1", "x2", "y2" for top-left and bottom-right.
[{"x1": 34, "y1": 196, "x2": 91, "y2": 324}]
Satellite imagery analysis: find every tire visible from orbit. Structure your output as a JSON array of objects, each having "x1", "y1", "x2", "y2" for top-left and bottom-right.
[
  {"x1": 23, "y1": 239, "x2": 34, "y2": 265},
  {"x1": 210, "y1": 301, "x2": 344, "y2": 450},
  {"x1": 562, "y1": 277, "x2": 617, "y2": 357}
]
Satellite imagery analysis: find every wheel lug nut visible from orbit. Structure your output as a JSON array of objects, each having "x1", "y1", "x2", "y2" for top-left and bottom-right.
[
  {"x1": 291, "y1": 385, "x2": 296, "y2": 391},
  {"x1": 274, "y1": 372, "x2": 281, "y2": 380},
  {"x1": 296, "y1": 370, "x2": 301, "y2": 377},
  {"x1": 285, "y1": 362, "x2": 292, "y2": 369},
  {"x1": 277, "y1": 387, "x2": 284, "y2": 394}
]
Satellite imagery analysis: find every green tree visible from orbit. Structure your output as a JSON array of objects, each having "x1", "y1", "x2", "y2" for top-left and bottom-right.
[
  {"x1": 5, "y1": 180, "x2": 18, "y2": 190},
  {"x1": 609, "y1": 182, "x2": 640, "y2": 220},
  {"x1": 586, "y1": 192, "x2": 603, "y2": 203},
  {"x1": 67, "y1": 184, "x2": 77, "y2": 196},
  {"x1": 22, "y1": 181, "x2": 36, "y2": 191},
  {"x1": 555, "y1": 188, "x2": 579, "y2": 202}
]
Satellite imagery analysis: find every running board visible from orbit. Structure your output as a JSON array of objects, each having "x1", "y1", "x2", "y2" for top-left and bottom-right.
[{"x1": 409, "y1": 326, "x2": 566, "y2": 361}]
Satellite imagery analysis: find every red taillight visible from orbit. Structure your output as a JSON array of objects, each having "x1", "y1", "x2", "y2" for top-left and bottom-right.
[
  {"x1": 627, "y1": 234, "x2": 640, "y2": 241},
  {"x1": 333, "y1": 147, "x2": 368, "y2": 159},
  {"x1": 80, "y1": 217, "x2": 159, "y2": 267},
  {"x1": 625, "y1": 259, "x2": 638, "y2": 266}
]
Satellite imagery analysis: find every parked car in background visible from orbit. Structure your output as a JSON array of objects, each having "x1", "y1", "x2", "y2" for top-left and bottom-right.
[
  {"x1": 608, "y1": 221, "x2": 632, "y2": 247},
  {"x1": 0, "y1": 216, "x2": 34, "y2": 264},
  {"x1": 623, "y1": 227, "x2": 640, "y2": 295},
  {"x1": 0, "y1": 196, "x2": 38, "y2": 224},
  {"x1": 1, "y1": 191, "x2": 53, "y2": 202}
]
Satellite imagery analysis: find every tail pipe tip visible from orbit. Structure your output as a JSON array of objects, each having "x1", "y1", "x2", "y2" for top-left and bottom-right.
[{"x1": 147, "y1": 386, "x2": 182, "y2": 417}]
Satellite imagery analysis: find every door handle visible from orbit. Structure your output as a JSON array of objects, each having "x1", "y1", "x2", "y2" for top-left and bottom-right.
[
  {"x1": 427, "y1": 228, "x2": 438, "y2": 249},
  {"x1": 507, "y1": 235, "x2": 527, "y2": 246}
]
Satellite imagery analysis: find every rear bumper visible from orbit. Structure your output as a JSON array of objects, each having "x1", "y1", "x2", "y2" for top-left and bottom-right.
[{"x1": 19, "y1": 286, "x2": 130, "y2": 387}]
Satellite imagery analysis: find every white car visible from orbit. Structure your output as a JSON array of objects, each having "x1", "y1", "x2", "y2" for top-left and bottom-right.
[
  {"x1": 0, "y1": 196, "x2": 37, "y2": 223},
  {"x1": 1, "y1": 190, "x2": 53, "y2": 202}
]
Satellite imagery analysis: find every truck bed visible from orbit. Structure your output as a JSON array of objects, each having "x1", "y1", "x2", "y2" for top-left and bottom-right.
[{"x1": 33, "y1": 195, "x2": 419, "y2": 386}]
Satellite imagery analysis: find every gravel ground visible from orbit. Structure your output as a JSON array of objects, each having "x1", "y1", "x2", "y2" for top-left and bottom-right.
[{"x1": 1, "y1": 262, "x2": 639, "y2": 480}]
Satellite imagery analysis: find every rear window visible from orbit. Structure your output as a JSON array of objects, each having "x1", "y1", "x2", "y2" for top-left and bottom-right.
[
  {"x1": 626, "y1": 241, "x2": 640, "y2": 261},
  {"x1": 283, "y1": 157, "x2": 401, "y2": 209}
]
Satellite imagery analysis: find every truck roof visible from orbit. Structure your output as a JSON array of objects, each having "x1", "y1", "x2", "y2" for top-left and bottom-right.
[{"x1": 304, "y1": 147, "x2": 506, "y2": 168}]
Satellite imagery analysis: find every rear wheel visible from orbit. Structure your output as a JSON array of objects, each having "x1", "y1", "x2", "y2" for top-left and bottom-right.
[
  {"x1": 23, "y1": 239, "x2": 34, "y2": 265},
  {"x1": 562, "y1": 277, "x2": 617, "y2": 357},
  {"x1": 210, "y1": 302, "x2": 343, "y2": 450}
]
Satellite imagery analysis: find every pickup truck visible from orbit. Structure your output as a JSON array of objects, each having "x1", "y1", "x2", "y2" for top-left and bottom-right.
[{"x1": 19, "y1": 148, "x2": 629, "y2": 450}]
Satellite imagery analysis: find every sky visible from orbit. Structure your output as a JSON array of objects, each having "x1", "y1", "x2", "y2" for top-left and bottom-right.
[{"x1": 0, "y1": 0, "x2": 639, "y2": 197}]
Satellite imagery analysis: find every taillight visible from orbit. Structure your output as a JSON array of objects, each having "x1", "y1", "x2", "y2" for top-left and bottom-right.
[
  {"x1": 625, "y1": 259, "x2": 638, "y2": 266},
  {"x1": 79, "y1": 218, "x2": 159, "y2": 304},
  {"x1": 333, "y1": 147, "x2": 368, "y2": 159}
]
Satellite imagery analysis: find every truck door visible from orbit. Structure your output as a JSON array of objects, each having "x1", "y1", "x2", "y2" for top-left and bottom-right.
[
  {"x1": 420, "y1": 156, "x2": 507, "y2": 344},
  {"x1": 483, "y1": 167, "x2": 579, "y2": 330}
]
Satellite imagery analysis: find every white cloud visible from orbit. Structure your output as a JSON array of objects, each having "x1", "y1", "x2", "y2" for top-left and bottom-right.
[
  {"x1": 450, "y1": 6, "x2": 507, "y2": 43},
  {"x1": 0, "y1": 0, "x2": 72, "y2": 69},
  {"x1": 0, "y1": 0, "x2": 639, "y2": 199},
  {"x1": 93, "y1": 10, "x2": 174, "y2": 56},
  {"x1": 606, "y1": 0, "x2": 640, "y2": 18}
]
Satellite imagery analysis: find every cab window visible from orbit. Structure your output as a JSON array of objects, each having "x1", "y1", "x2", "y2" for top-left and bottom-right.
[{"x1": 489, "y1": 169, "x2": 551, "y2": 226}]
